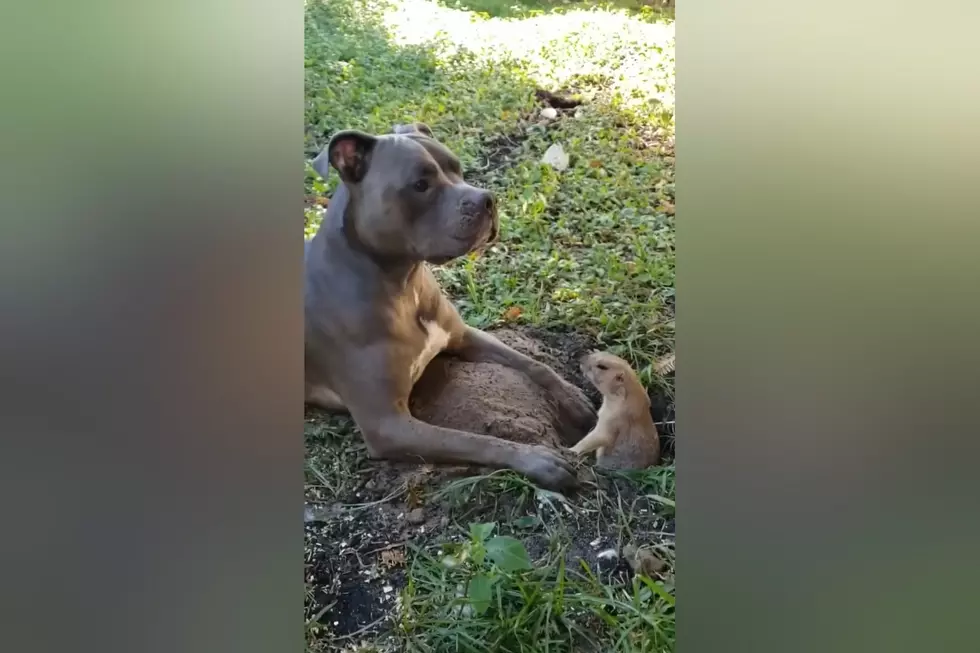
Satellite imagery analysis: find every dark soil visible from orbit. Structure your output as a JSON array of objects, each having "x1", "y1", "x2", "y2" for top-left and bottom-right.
[{"x1": 535, "y1": 88, "x2": 583, "y2": 109}]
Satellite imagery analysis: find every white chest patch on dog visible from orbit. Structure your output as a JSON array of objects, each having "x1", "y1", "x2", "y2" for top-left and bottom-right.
[{"x1": 410, "y1": 320, "x2": 450, "y2": 384}]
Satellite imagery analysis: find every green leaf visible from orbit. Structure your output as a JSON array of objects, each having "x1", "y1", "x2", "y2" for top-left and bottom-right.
[
  {"x1": 485, "y1": 536, "x2": 532, "y2": 572},
  {"x1": 467, "y1": 573, "x2": 492, "y2": 616},
  {"x1": 469, "y1": 522, "x2": 496, "y2": 543},
  {"x1": 513, "y1": 515, "x2": 539, "y2": 529}
]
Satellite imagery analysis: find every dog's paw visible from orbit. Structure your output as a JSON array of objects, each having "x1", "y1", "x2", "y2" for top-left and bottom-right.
[
  {"x1": 552, "y1": 380, "x2": 597, "y2": 432},
  {"x1": 515, "y1": 445, "x2": 578, "y2": 491}
]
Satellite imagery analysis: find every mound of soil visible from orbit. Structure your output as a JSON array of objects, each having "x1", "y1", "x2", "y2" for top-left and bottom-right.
[
  {"x1": 409, "y1": 329, "x2": 591, "y2": 448},
  {"x1": 408, "y1": 327, "x2": 675, "y2": 455}
]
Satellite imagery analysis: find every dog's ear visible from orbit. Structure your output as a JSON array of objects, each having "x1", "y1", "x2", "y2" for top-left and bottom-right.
[
  {"x1": 314, "y1": 131, "x2": 378, "y2": 183},
  {"x1": 413, "y1": 122, "x2": 434, "y2": 137}
]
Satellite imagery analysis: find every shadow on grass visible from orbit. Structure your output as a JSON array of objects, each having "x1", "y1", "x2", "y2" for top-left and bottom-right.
[{"x1": 304, "y1": 0, "x2": 542, "y2": 165}]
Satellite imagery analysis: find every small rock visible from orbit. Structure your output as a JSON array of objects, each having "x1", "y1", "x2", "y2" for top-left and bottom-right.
[
  {"x1": 541, "y1": 143, "x2": 569, "y2": 171},
  {"x1": 406, "y1": 507, "x2": 425, "y2": 524},
  {"x1": 364, "y1": 479, "x2": 377, "y2": 490},
  {"x1": 540, "y1": 107, "x2": 558, "y2": 120}
]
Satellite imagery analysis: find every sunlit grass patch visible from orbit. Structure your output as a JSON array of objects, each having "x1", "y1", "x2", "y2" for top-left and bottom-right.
[{"x1": 380, "y1": 0, "x2": 674, "y2": 111}]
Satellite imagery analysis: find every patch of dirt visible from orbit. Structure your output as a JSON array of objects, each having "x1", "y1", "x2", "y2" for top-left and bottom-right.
[
  {"x1": 479, "y1": 130, "x2": 527, "y2": 177},
  {"x1": 409, "y1": 329, "x2": 588, "y2": 448},
  {"x1": 304, "y1": 500, "x2": 412, "y2": 639},
  {"x1": 535, "y1": 88, "x2": 583, "y2": 110}
]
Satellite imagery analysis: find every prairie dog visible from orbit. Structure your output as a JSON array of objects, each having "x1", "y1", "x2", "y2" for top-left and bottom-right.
[{"x1": 569, "y1": 351, "x2": 660, "y2": 469}]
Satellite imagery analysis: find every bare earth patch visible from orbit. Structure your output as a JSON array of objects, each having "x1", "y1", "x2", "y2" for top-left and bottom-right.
[{"x1": 410, "y1": 328, "x2": 592, "y2": 449}]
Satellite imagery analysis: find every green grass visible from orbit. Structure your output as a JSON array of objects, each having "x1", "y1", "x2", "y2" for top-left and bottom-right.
[
  {"x1": 400, "y1": 513, "x2": 674, "y2": 652},
  {"x1": 304, "y1": 1, "x2": 674, "y2": 650},
  {"x1": 433, "y1": 0, "x2": 673, "y2": 20}
]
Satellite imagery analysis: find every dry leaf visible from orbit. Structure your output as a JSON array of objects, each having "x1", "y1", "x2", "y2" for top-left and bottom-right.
[
  {"x1": 380, "y1": 548, "x2": 406, "y2": 568},
  {"x1": 541, "y1": 143, "x2": 569, "y2": 171},
  {"x1": 654, "y1": 353, "x2": 675, "y2": 375},
  {"x1": 660, "y1": 201, "x2": 674, "y2": 215},
  {"x1": 503, "y1": 306, "x2": 523, "y2": 322},
  {"x1": 406, "y1": 482, "x2": 424, "y2": 509},
  {"x1": 623, "y1": 544, "x2": 667, "y2": 577},
  {"x1": 589, "y1": 159, "x2": 602, "y2": 168},
  {"x1": 304, "y1": 194, "x2": 329, "y2": 207}
]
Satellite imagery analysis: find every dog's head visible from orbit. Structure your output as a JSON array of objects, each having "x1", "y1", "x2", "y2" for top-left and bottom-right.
[{"x1": 312, "y1": 123, "x2": 498, "y2": 265}]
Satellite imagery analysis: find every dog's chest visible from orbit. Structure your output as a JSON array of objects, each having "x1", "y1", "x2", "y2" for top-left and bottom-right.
[{"x1": 409, "y1": 318, "x2": 450, "y2": 384}]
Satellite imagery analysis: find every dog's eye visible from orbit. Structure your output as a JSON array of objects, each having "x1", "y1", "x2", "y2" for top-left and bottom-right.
[
  {"x1": 596, "y1": 363, "x2": 608, "y2": 370},
  {"x1": 413, "y1": 179, "x2": 429, "y2": 192}
]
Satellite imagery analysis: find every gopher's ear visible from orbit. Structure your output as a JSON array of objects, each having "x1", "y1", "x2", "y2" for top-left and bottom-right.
[
  {"x1": 613, "y1": 372, "x2": 627, "y2": 395},
  {"x1": 313, "y1": 130, "x2": 378, "y2": 183}
]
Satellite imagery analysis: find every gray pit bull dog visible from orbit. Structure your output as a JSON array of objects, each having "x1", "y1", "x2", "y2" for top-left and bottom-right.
[{"x1": 304, "y1": 123, "x2": 597, "y2": 490}]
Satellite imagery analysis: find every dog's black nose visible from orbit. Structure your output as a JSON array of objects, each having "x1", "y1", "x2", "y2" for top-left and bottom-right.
[{"x1": 462, "y1": 190, "x2": 496, "y2": 216}]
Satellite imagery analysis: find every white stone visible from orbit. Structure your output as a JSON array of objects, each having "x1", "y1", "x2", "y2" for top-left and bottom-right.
[
  {"x1": 541, "y1": 143, "x2": 569, "y2": 171},
  {"x1": 540, "y1": 107, "x2": 558, "y2": 120}
]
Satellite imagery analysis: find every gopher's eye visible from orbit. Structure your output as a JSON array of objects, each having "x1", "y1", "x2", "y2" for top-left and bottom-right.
[
  {"x1": 413, "y1": 179, "x2": 429, "y2": 192},
  {"x1": 596, "y1": 363, "x2": 608, "y2": 370}
]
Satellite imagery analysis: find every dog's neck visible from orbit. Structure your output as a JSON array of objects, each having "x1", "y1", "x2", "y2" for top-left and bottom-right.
[{"x1": 314, "y1": 183, "x2": 422, "y2": 290}]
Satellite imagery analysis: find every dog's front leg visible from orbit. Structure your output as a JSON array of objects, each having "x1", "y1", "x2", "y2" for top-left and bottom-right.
[
  {"x1": 352, "y1": 406, "x2": 577, "y2": 491},
  {"x1": 449, "y1": 326, "x2": 597, "y2": 436}
]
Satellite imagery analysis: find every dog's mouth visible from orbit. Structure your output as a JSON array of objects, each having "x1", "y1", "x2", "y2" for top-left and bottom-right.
[
  {"x1": 456, "y1": 220, "x2": 496, "y2": 249},
  {"x1": 428, "y1": 220, "x2": 496, "y2": 266}
]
